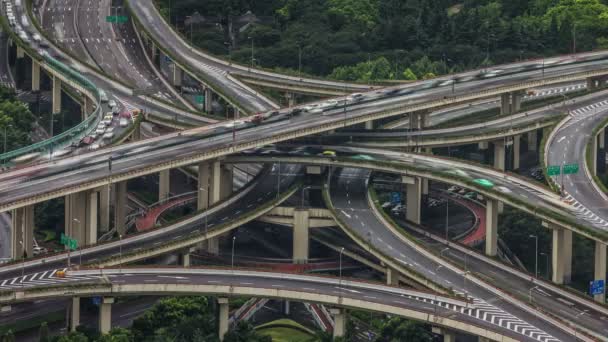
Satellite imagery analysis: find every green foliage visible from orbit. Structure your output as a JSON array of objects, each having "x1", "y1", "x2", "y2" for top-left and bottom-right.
[
  {"x1": 223, "y1": 321, "x2": 271, "y2": 342},
  {"x1": 39, "y1": 322, "x2": 50, "y2": 342},
  {"x1": 374, "y1": 318, "x2": 432, "y2": 342},
  {"x1": 1, "y1": 330, "x2": 15, "y2": 342},
  {"x1": 0, "y1": 87, "x2": 35, "y2": 152}
]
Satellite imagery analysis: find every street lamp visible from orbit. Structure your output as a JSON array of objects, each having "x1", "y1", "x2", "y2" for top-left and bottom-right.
[
  {"x1": 231, "y1": 236, "x2": 237, "y2": 269},
  {"x1": 440, "y1": 247, "x2": 450, "y2": 258},
  {"x1": 339, "y1": 247, "x2": 345, "y2": 285},
  {"x1": 529, "y1": 234, "x2": 538, "y2": 278}
]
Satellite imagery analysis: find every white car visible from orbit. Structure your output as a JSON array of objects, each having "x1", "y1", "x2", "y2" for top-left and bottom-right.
[
  {"x1": 33, "y1": 246, "x2": 48, "y2": 256},
  {"x1": 119, "y1": 118, "x2": 128, "y2": 127},
  {"x1": 108, "y1": 99, "x2": 117, "y2": 108}
]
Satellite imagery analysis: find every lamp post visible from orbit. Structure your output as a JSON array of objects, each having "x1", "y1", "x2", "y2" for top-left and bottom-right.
[
  {"x1": 300, "y1": 186, "x2": 311, "y2": 208},
  {"x1": 231, "y1": 236, "x2": 237, "y2": 269},
  {"x1": 529, "y1": 234, "x2": 538, "y2": 278}
]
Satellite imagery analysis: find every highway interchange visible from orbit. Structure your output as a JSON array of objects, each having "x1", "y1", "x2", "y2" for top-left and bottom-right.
[{"x1": 1, "y1": 0, "x2": 608, "y2": 341}]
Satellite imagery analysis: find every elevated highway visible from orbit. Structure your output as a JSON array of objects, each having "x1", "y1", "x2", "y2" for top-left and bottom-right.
[{"x1": 0, "y1": 267, "x2": 575, "y2": 341}]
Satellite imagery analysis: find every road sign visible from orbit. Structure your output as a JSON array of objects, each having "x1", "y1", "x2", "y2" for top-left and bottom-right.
[
  {"x1": 546, "y1": 165, "x2": 560, "y2": 176},
  {"x1": 106, "y1": 15, "x2": 128, "y2": 23},
  {"x1": 563, "y1": 163, "x2": 579, "y2": 175},
  {"x1": 590, "y1": 279, "x2": 605, "y2": 296},
  {"x1": 60, "y1": 233, "x2": 78, "y2": 251},
  {"x1": 195, "y1": 94, "x2": 205, "y2": 104},
  {"x1": 391, "y1": 192, "x2": 401, "y2": 204}
]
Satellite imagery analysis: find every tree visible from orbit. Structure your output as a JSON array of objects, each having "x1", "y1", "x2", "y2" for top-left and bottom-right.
[
  {"x1": 98, "y1": 328, "x2": 132, "y2": 342},
  {"x1": 222, "y1": 321, "x2": 270, "y2": 342},
  {"x1": 39, "y1": 322, "x2": 50, "y2": 342},
  {"x1": 374, "y1": 318, "x2": 432, "y2": 341},
  {"x1": 1, "y1": 330, "x2": 15, "y2": 342}
]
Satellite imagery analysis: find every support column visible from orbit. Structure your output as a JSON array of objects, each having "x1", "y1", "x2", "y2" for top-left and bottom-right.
[
  {"x1": 513, "y1": 135, "x2": 521, "y2": 170},
  {"x1": 52, "y1": 76, "x2": 62, "y2": 115},
  {"x1": 197, "y1": 162, "x2": 210, "y2": 210},
  {"x1": 11, "y1": 206, "x2": 34, "y2": 259},
  {"x1": 114, "y1": 181, "x2": 127, "y2": 235},
  {"x1": 16, "y1": 46, "x2": 24, "y2": 58},
  {"x1": 594, "y1": 242, "x2": 607, "y2": 303},
  {"x1": 218, "y1": 298, "x2": 229, "y2": 341},
  {"x1": 180, "y1": 250, "x2": 191, "y2": 267},
  {"x1": 204, "y1": 87, "x2": 213, "y2": 113},
  {"x1": 220, "y1": 164, "x2": 233, "y2": 200},
  {"x1": 404, "y1": 176, "x2": 421, "y2": 225},
  {"x1": 330, "y1": 308, "x2": 345, "y2": 338},
  {"x1": 99, "y1": 185, "x2": 110, "y2": 233},
  {"x1": 511, "y1": 91, "x2": 523, "y2": 113},
  {"x1": 98, "y1": 297, "x2": 114, "y2": 334},
  {"x1": 432, "y1": 327, "x2": 456, "y2": 342},
  {"x1": 592, "y1": 134, "x2": 599, "y2": 176},
  {"x1": 285, "y1": 92, "x2": 296, "y2": 107},
  {"x1": 500, "y1": 93, "x2": 511, "y2": 115},
  {"x1": 364, "y1": 120, "x2": 374, "y2": 130},
  {"x1": 210, "y1": 160, "x2": 221, "y2": 204},
  {"x1": 159, "y1": 169, "x2": 170, "y2": 202},
  {"x1": 386, "y1": 266, "x2": 399, "y2": 286},
  {"x1": 599, "y1": 128, "x2": 605, "y2": 149},
  {"x1": 485, "y1": 199, "x2": 498, "y2": 256},
  {"x1": 587, "y1": 77, "x2": 598, "y2": 90},
  {"x1": 172, "y1": 65, "x2": 182, "y2": 87},
  {"x1": 70, "y1": 297, "x2": 80, "y2": 332},
  {"x1": 293, "y1": 209, "x2": 310, "y2": 264},
  {"x1": 528, "y1": 131, "x2": 538, "y2": 152},
  {"x1": 31, "y1": 60, "x2": 40, "y2": 92},
  {"x1": 548, "y1": 223, "x2": 573, "y2": 284},
  {"x1": 65, "y1": 191, "x2": 98, "y2": 247},
  {"x1": 493, "y1": 140, "x2": 506, "y2": 171}
]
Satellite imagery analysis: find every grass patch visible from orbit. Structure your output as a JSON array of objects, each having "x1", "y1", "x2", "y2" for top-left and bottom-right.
[{"x1": 256, "y1": 319, "x2": 315, "y2": 342}]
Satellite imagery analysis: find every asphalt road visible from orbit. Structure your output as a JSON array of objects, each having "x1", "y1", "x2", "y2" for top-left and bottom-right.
[{"x1": 330, "y1": 168, "x2": 570, "y2": 342}]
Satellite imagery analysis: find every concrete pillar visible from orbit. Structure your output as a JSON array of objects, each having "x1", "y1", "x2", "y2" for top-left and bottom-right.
[
  {"x1": 210, "y1": 160, "x2": 221, "y2": 204},
  {"x1": 404, "y1": 176, "x2": 421, "y2": 225},
  {"x1": 65, "y1": 191, "x2": 98, "y2": 247},
  {"x1": 150, "y1": 43, "x2": 157, "y2": 59},
  {"x1": 386, "y1": 266, "x2": 399, "y2": 286},
  {"x1": 493, "y1": 140, "x2": 506, "y2": 171},
  {"x1": 99, "y1": 185, "x2": 110, "y2": 233},
  {"x1": 549, "y1": 223, "x2": 573, "y2": 284},
  {"x1": 599, "y1": 128, "x2": 606, "y2": 149},
  {"x1": 594, "y1": 242, "x2": 606, "y2": 303},
  {"x1": 478, "y1": 141, "x2": 489, "y2": 150},
  {"x1": 587, "y1": 77, "x2": 598, "y2": 90},
  {"x1": 511, "y1": 91, "x2": 523, "y2": 113},
  {"x1": 114, "y1": 181, "x2": 127, "y2": 235},
  {"x1": 592, "y1": 134, "x2": 598, "y2": 176},
  {"x1": 220, "y1": 164, "x2": 233, "y2": 200},
  {"x1": 52, "y1": 76, "x2": 62, "y2": 114},
  {"x1": 432, "y1": 327, "x2": 456, "y2": 342},
  {"x1": 98, "y1": 297, "x2": 114, "y2": 334},
  {"x1": 172, "y1": 65, "x2": 182, "y2": 87},
  {"x1": 330, "y1": 308, "x2": 345, "y2": 338},
  {"x1": 159, "y1": 169, "x2": 170, "y2": 202},
  {"x1": 11, "y1": 206, "x2": 34, "y2": 259},
  {"x1": 180, "y1": 251, "x2": 191, "y2": 267},
  {"x1": 70, "y1": 297, "x2": 80, "y2": 332},
  {"x1": 284, "y1": 300, "x2": 290, "y2": 315},
  {"x1": 500, "y1": 93, "x2": 511, "y2": 115},
  {"x1": 16, "y1": 46, "x2": 24, "y2": 58},
  {"x1": 31, "y1": 60, "x2": 40, "y2": 92},
  {"x1": 364, "y1": 120, "x2": 374, "y2": 130},
  {"x1": 485, "y1": 199, "x2": 499, "y2": 256},
  {"x1": 218, "y1": 298, "x2": 229, "y2": 341},
  {"x1": 293, "y1": 209, "x2": 310, "y2": 264},
  {"x1": 285, "y1": 92, "x2": 296, "y2": 107},
  {"x1": 204, "y1": 88, "x2": 213, "y2": 113},
  {"x1": 410, "y1": 112, "x2": 419, "y2": 130},
  {"x1": 528, "y1": 131, "x2": 538, "y2": 152},
  {"x1": 197, "y1": 162, "x2": 210, "y2": 210},
  {"x1": 306, "y1": 165, "x2": 323, "y2": 175},
  {"x1": 513, "y1": 135, "x2": 521, "y2": 170}
]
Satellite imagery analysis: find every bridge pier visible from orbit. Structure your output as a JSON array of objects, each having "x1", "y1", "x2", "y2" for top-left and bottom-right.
[
  {"x1": 485, "y1": 199, "x2": 498, "y2": 256},
  {"x1": 587, "y1": 77, "x2": 602, "y2": 90},
  {"x1": 403, "y1": 176, "x2": 421, "y2": 225},
  {"x1": 432, "y1": 327, "x2": 456, "y2": 342},
  {"x1": 410, "y1": 111, "x2": 428, "y2": 130},
  {"x1": 159, "y1": 169, "x2": 171, "y2": 202},
  {"x1": 545, "y1": 222, "x2": 572, "y2": 284},
  {"x1": 293, "y1": 208, "x2": 310, "y2": 263},
  {"x1": 180, "y1": 248, "x2": 194, "y2": 267},
  {"x1": 220, "y1": 164, "x2": 233, "y2": 200},
  {"x1": 99, "y1": 185, "x2": 110, "y2": 233},
  {"x1": 386, "y1": 265, "x2": 399, "y2": 286},
  {"x1": 69, "y1": 297, "x2": 80, "y2": 332},
  {"x1": 65, "y1": 191, "x2": 98, "y2": 247},
  {"x1": 493, "y1": 140, "x2": 505, "y2": 171},
  {"x1": 16, "y1": 45, "x2": 24, "y2": 59},
  {"x1": 594, "y1": 242, "x2": 606, "y2": 303},
  {"x1": 527, "y1": 130, "x2": 538, "y2": 152},
  {"x1": 364, "y1": 120, "x2": 374, "y2": 130},
  {"x1": 11, "y1": 205, "x2": 34, "y2": 259},
  {"x1": 99, "y1": 297, "x2": 114, "y2": 334},
  {"x1": 330, "y1": 308, "x2": 345, "y2": 338},
  {"x1": 204, "y1": 87, "x2": 213, "y2": 113},
  {"x1": 198, "y1": 162, "x2": 211, "y2": 210},
  {"x1": 218, "y1": 297, "x2": 229, "y2": 341},
  {"x1": 500, "y1": 91, "x2": 523, "y2": 115},
  {"x1": 52, "y1": 76, "x2": 62, "y2": 114},
  {"x1": 198, "y1": 160, "x2": 223, "y2": 254},
  {"x1": 285, "y1": 92, "x2": 296, "y2": 107},
  {"x1": 172, "y1": 64, "x2": 182, "y2": 87},
  {"x1": 114, "y1": 181, "x2": 127, "y2": 235},
  {"x1": 512, "y1": 135, "x2": 521, "y2": 170},
  {"x1": 31, "y1": 60, "x2": 40, "y2": 92}
]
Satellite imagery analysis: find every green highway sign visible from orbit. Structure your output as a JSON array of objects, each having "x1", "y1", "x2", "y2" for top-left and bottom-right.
[
  {"x1": 563, "y1": 163, "x2": 579, "y2": 175},
  {"x1": 60, "y1": 233, "x2": 78, "y2": 250},
  {"x1": 106, "y1": 15, "x2": 128, "y2": 23},
  {"x1": 195, "y1": 95, "x2": 205, "y2": 104},
  {"x1": 547, "y1": 165, "x2": 561, "y2": 176}
]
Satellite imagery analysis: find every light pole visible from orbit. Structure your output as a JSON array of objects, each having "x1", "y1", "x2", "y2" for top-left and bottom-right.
[
  {"x1": 276, "y1": 160, "x2": 281, "y2": 199},
  {"x1": 339, "y1": 247, "x2": 345, "y2": 285},
  {"x1": 300, "y1": 186, "x2": 311, "y2": 208},
  {"x1": 529, "y1": 235, "x2": 538, "y2": 278},
  {"x1": 231, "y1": 236, "x2": 236, "y2": 269},
  {"x1": 440, "y1": 247, "x2": 449, "y2": 258}
]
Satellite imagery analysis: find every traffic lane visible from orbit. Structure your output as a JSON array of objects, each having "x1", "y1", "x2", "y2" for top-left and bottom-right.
[
  {"x1": 0, "y1": 299, "x2": 67, "y2": 325},
  {"x1": 0, "y1": 165, "x2": 300, "y2": 280},
  {"x1": 331, "y1": 168, "x2": 570, "y2": 342},
  {"x1": 40, "y1": 0, "x2": 92, "y2": 64}
]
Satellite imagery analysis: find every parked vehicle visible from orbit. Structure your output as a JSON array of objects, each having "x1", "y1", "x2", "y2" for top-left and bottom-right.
[{"x1": 119, "y1": 118, "x2": 128, "y2": 127}]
